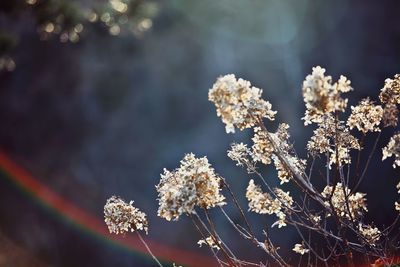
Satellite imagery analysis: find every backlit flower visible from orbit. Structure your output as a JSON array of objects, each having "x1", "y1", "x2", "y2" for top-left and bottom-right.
[
  {"x1": 209, "y1": 74, "x2": 276, "y2": 133},
  {"x1": 104, "y1": 196, "x2": 148, "y2": 234},
  {"x1": 156, "y1": 153, "x2": 226, "y2": 221},
  {"x1": 347, "y1": 98, "x2": 383, "y2": 134},
  {"x1": 302, "y1": 66, "x2": 352, "y2": 125},
  {"x1": 382, "y1": 133, "x2": 400, "y2": 168}
]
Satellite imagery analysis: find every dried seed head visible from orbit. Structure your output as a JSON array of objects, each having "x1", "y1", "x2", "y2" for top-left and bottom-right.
[
  {"x1": 104, "y1": 196, "x2": 148, "y2": 235},
  {"x1": 246, "y1": 179, "x2": 277, "y2": 215},
  {"x1": 358, "y1": 224, "x2": 381, "y2": 245},
  {"x1": 382, "y1": 104, "x2": 399, "y2": 128},
  {"x1": 379, "y1": 74, "x2": 400, "y2": 105},
  {"x1": 246, "y1": 179, "x2": 291, "y2": 228},
  {"x1": 251, "y1": 127, "x2": 275, "y2": 165},
  {"x1": 321, "y1": 183, "x2": 367, "y2": 220},
  {"x1": 302, "y1": 66, "x2": 352, "y2": 125},
  {"x1": 209, "y1": 74, "x2": 276, "y2": 133},
  {"x1": 227, "y1": 142, "x2": 254, "y2": 170},
  {"x1": 156, "y1": 153, "x2": 226, "y2": 221},
  {"x1": 307, "y1": 115, "x2": 360, "y2": 167},
  {"x1": 382, "y1": 133, "x2": 400, "y2": 168},
  {"x1": 347, "y1": 98, "x2": 383, "y2": 134}
]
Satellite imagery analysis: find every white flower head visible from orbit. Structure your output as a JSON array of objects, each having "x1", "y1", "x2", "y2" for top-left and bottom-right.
[
  {"x1": 302, "y1": 66, "x2": 352, "y2": 125},
  {"x1": 382, "y1": 133, "x2": 400, "y2": 168},
  {"x1": 104, "y1": 196, "x2": 148, "y2": 235},
  {"x1": 209, "y1": 74, "x2": 276, "y2": 133},
  {"x1": 156, "y1": 153, "x2": 226, "y2": 221}
]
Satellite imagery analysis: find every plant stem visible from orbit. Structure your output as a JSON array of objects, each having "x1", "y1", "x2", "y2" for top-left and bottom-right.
[{"x1": 136, "y1": 231, "x2": 164, "y2": 267}]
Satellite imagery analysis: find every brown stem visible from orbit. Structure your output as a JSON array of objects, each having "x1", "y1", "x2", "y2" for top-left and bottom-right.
[
  {"x1": 202, "y1": 209, "x2": 238, "y2": 267},
  {"x1": 189, "y1": 213, "x2": 225, "y2": 267}
]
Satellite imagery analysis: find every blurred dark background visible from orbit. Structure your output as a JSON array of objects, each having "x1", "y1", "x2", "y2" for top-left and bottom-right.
[{"x1": 0, "y1": 0, "x2": 400, "y2": 266}]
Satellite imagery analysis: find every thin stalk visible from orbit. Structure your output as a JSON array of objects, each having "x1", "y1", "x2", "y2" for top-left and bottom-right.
[
  {"x1": 189, "y1": 214, "x2": 225, "y2": 267},
  {"x1": 351, "y1": 131, "x2": 381, "y2": 194},
  {"x1": 197, "y1": 211, "x2": 237, "y2": 267},
  {"x1": 136, "y1": 232, "x2": 164, "y2": 267}
]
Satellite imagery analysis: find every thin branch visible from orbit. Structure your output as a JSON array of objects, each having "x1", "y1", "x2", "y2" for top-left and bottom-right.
[{"x1": 136, "y1": 232, "x2": 164, "y2": 267}]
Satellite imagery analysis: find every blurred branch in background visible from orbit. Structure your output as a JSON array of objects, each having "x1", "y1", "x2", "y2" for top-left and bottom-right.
[{"x1": 0, "y1": 0, "x2": 159, "y2": 72}]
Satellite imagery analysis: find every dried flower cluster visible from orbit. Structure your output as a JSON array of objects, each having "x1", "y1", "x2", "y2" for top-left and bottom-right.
[
  {"x1": 308, "y1": 115, "x2": 360, "y2": 167},
  {"x1": 321, "y1": 183, "x2": 367, "y2": 220},
  {"x1": 227, "y1": 142, "x2": 254, "y2": 171},
  {"x1": 380, "y1": 74, "x2": 400, "y2": 128},
  {"x1": 347, "y1": 98, "x2": 383, "y2": 134},
  {"x1": 302, "y1": 66, "x2": 352, "y2": 125},
  {"x1": 251, "y1": 122, "x2": 306, "y2": 184},
  {"x1": 382, "y1": 133, "x2": 400, "y2": 168},
  {"x1": 246, "y1": 179, "x2": 276, "y2": 215},
  {"x1": 382, "y1": 104, "x2": 399, "y2": 127},
  {"x1": 251, "y1": 127, "x2": 275, "y2": 165},
  {"x1": 379, "y1": 74, "x2": 400, "y2": 105},
  {"x1": 246, "y1": 179, "x2": 292, "y2": 228},
  {"x1": 104, "y1": 196, "x2": 148, "y2": 234},
  {"x1": 358, "y1": 224, "x2": 381, "y2": 245},
  {"x1": 208, "y1": 74, "x2": 276, "y2": 133},
  {"x1": 271, "y1": 124, "x2": 306, "y2": 184},
  {"x1": 105, "y1": 67, "x2": 400, "y2": 267},
  {"x1": 197, "y1": 236, "x2": 221, "y2": 250},
  {"x1": 156, "y1": 153, "x2": 225, "y2": 221}
]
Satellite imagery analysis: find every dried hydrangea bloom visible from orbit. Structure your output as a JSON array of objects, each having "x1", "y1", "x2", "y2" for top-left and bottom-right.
[
  {"x1": 271, "y1": 123, "x2": 292, "y2": 150},
  {"x1": 302, "y1": 66, "x2": 352, "y2": 125},
  {"x1": 272, "y1": 188, "x2": 293, "y2": 228},
  {"x1": 253, "y1": 123, "x2": 307, "y2": 184},
  {"x1": 332, "y1": 129, "x2": 361, "y2": 167},
  {"x1": 272, "y1": 155, "x2": 290, "y2": 184},
  {"x1": 273, "y1": 124, "x2": 308, "y2": 184},
  {"x1": 358, "y1": 224, "x2": 381, "y2": 245},
  {"x1": 252, "y1": 123, "x2": 306, "y2": 179},
  {"x1": 197, "y1": 236, "x2": 221, "y2": 250},
  {"x1": 156, "y1": 153, "x2": 226, "y2": 221},
  {"x1": 246, "y1": 180, "x2": 291, "y2": 228},
  {"x1": 329, "y1": 142, "x2": 360, "y2": 168},
  {"x1": 307, "y1": 125, "x2": 331, "y2": 155},
  {"x1": 382, "y1": 133, "x2": 400, "y2": 168},
  {"x1": 208, "y1": 74, "x2": 277, "y2": 133},
  {"x1": 292, "y1": 243, "x2": 310, "y2": 255},
  {"x1": 307, "y1": 115, "x2": 337, "y2": 154},
  {"x1": 246, "y1": 179, "x2": 278, "y2": 215},
  {"x1": 274, "y1": 188, "x2": 294, "y2": 208},
  {"x1": 347, "y1": 98, "x2": 383, "y2": 134},
  {"x1": 382, "y1": 104, "x2": 399, "y2": 127},
  {"x1": 272, "y1": 211, "x2": 288, "y2": 228},
  {"x1": 272, "y1": 155, "x2": 306, "y2": 185},
  {"x1": 308, "y1": 115, "x2": 360, "y2": 167},
  {"x1": 227, "y1": 142, "x2": 254, "y2": 171},
  {"x1": 104, "y1": 196, "x2": 148, "y2": 235},
  {"x1": 321, "y1": 183, "x2": 367, "y2": 220},
  {"x1": 251, "y1": 127, "x2": 274, "y2": 165},
  {"x1": 379, "y1": 74, "x2": 400, "y2": 105},
  {"x1": 270, "y1": 123, "x2": 297, "y2": 156}
]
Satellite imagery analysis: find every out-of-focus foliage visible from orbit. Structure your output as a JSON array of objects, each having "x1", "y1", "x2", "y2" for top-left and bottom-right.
[{"x1": 0, "y1": 0, "x2": 159, "y2": 71}]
